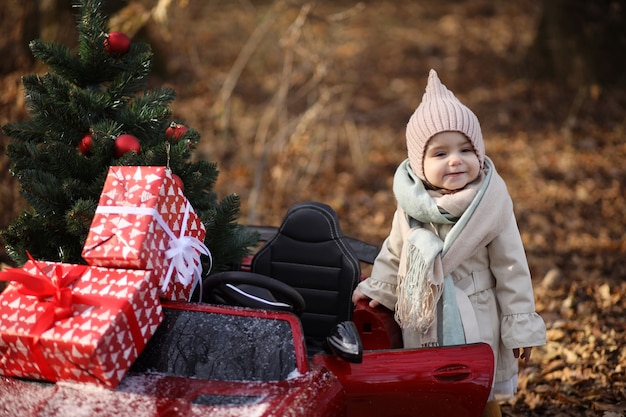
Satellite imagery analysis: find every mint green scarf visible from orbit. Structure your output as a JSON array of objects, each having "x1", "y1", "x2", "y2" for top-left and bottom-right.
[{"x1": 392, "y1": 157, "x2": 511, "y2": 346}]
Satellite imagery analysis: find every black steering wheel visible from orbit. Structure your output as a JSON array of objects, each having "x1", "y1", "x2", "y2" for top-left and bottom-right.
[{"x1": 200, "y1": 271, "x2": 305, "y2": 316}]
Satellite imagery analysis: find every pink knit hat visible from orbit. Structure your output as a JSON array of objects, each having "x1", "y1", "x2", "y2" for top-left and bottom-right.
[{"x1": 406, "y1": 69, "x2": 485, "y2": 180}]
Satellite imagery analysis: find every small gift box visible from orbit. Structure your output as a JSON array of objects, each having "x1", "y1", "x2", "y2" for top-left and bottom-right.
[
  {"x1": 0, "y1": 260, "x2": 163, "y2": 388},
  {"x1": 82, "y1": 166, "x2": 210, "y2": 301}
]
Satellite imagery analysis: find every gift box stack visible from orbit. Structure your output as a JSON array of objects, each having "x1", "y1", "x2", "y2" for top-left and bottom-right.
[{"x1": 0, "y1": 166, "x2": 210, "y2": 388}]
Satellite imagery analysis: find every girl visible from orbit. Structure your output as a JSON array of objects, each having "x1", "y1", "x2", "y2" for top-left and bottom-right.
[{"x1": 352, "y1": 70, "x2": 546, "y2": 417}]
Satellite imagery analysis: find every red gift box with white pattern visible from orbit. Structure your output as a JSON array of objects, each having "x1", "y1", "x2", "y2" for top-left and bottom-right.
[
  {"x1": 0, "y1": 260, "x2": 163, "y2": 388},
  {"x1": 81, "y1": 166, "x2": 209, "y2": 301}
]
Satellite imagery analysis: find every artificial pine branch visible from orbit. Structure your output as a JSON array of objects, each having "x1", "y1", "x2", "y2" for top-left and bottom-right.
[{"x1": 28, "y1": 40, "x2": 82, "y2": 83}]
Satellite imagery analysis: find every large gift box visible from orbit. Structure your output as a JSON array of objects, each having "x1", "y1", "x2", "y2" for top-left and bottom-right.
[
  {"x1": 0, "y1": 260, "x2": 163, "y2": 388},
  {"x1": 82, "y1": 166, "x2": 210, "y2": 301}
]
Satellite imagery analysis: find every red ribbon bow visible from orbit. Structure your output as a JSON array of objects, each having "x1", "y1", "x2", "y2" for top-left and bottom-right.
[{"x1": 4, "y1": 260, "x2": 90, "y2": 339}]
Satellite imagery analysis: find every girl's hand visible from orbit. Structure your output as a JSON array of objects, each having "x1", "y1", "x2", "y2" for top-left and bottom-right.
[
  {"x1": 513, "y1": 347, "x2": 533, "y2": 363},
  {"x1": 352, "y1": 288, "x2": 380, "y2": 308}
]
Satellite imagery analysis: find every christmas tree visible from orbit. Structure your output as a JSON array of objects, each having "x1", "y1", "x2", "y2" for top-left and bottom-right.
[{"x1": 1, "y1": 0, "x2": 257, "y2": 273}]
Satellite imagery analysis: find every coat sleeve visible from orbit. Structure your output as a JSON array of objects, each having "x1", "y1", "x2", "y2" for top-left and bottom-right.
[
  {"x1": 355, "y1": 209, "x2": 405, "y2": 311},
  {"x1": 488, "y1": 211, "x2": 547, "y2": 349}
]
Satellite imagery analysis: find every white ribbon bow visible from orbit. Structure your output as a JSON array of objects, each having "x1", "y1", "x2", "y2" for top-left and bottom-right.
[{"x1": 95, "y1": 201, "x2": 211, "y2": 299}]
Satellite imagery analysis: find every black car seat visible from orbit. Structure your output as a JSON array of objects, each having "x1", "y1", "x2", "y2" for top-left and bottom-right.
[{"x1": 250, "y1": 201, "x2": 361, "y2": 355}]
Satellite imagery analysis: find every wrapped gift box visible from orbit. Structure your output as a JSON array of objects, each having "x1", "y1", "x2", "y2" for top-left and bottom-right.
[
  {"x1": 82, "y1": 166, "x2": 209, "y2": 301},
  {"x1": 0, "y1": 260, "x2": 163, "y2": 388}
]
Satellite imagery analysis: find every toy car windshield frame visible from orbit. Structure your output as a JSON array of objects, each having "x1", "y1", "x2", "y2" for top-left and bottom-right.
[{"x1": 131, "y1": 302, "x2": 307, "y2": 382}]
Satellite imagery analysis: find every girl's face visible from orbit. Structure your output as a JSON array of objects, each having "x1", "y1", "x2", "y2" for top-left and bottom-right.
[{"x1": 422, "y1": 131, "x2": 480, "y2": 191}]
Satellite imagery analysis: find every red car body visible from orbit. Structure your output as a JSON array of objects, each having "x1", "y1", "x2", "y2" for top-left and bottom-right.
[{"x1": 0, "y1": 301, "x2": 494, "y2": 417}]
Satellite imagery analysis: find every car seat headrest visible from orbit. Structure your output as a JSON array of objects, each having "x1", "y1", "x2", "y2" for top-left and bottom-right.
[{"x1": 278, "y1": 202, "x2": 343, "y2": 243}]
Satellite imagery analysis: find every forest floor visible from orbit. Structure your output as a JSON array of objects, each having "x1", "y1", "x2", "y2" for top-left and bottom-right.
[{"x1": 1, "y1": 1, "x2": 625, "y2": 415}]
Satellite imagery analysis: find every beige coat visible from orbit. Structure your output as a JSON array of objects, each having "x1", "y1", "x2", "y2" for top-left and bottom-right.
[{"x1": 357, "y1": 206, "x2": 546, "y2": 392}]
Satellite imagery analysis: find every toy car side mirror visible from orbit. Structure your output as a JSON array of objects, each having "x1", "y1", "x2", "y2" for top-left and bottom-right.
[{"x1": 326, "y1": 321, "x2": 363, "y2": 363}]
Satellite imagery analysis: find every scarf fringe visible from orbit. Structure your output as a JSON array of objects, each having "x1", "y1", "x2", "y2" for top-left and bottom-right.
[{"x1": 395, "y1": 243, "x2": 444, "y2": 333}]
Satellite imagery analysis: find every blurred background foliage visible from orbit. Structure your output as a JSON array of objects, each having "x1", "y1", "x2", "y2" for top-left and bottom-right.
[{"x1": 1, "y1": 0, "x2": 625, "y2": 284}]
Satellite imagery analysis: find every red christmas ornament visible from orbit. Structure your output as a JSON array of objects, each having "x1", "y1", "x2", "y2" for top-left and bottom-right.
[
  {"x1": 79, "y1": 133, "x2": 93, "y2": 156},
  {"x1": 172, "y1": 174, "x2": 184, "y2": 191},
  {"x1": 114, "y1": 134, "x2": 141, "y2": 158},
  {"x1": 165, "y1": 122, "x2": 188, "y2": 141},
  {"x1": 104, "y1": 31, "x2": 131, "y2": 55}
]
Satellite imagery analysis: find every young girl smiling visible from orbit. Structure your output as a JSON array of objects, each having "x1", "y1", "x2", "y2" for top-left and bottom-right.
[{"x1": 352, "y1": 69, "x2": 546, "y2": 417}]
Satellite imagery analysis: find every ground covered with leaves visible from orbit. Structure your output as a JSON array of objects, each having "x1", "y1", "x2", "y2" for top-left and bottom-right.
[{"x1": 1, "y1": 1, "x2": 625, "y2": 415}]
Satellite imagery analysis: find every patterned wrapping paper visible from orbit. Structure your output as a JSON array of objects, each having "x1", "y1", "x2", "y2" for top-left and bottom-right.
[
  {"x1": 82, "y1": 166, "x2": 210, "y2": 301},
  {"x1": 0, "y1": 260, "x2": 163, "y2": 388}
]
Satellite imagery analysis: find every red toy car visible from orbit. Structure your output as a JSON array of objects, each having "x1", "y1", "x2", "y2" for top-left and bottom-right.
[
  {"x1": 0, "y1": 202, "x2": 495, "y2": 416},
  {"x1": 0, "y1": 301, "x2": 493, "y2": 417}
]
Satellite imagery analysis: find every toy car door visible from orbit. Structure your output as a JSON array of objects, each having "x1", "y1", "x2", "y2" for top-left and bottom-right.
[{"x1": 313, "y1": 342, "x2": 494, "y2": 417}]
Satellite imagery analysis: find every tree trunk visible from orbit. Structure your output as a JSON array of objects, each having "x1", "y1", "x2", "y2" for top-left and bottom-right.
[{"x1": 528, "y1": 0, "x2": 626, "y2": 87}]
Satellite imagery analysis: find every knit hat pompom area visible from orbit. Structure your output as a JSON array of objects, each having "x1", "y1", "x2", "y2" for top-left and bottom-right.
[{"x1": 406, "y1": 69, "x2": 485, "y2": 181}]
